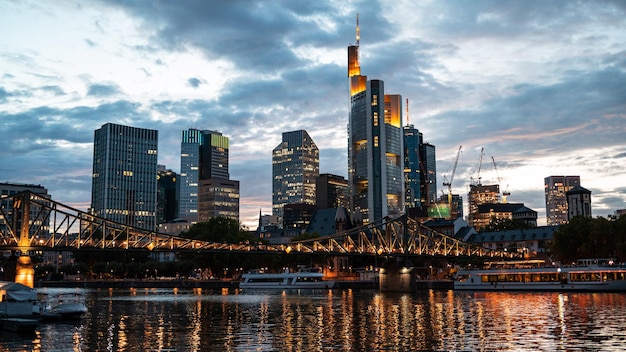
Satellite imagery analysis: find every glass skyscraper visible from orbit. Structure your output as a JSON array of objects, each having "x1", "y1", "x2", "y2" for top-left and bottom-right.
[
  {"x1": 91, "y1": 123, "x2": 158, "y2": 230},
  {"x1": 403, "y1": 125, "x2": 422, "y2": 208},
  {"x1": 179, "y1": 129, "x2": 232, "y2": 223},
  {"x1": 348, "y1": 25, "x2": 404, "y2": 223},
  {"x1": 545, "y1": 175, "x2": 580, "y2": 225},
  {"x1": 272, "y1": 130, "x2": 319, "y2": 217}
]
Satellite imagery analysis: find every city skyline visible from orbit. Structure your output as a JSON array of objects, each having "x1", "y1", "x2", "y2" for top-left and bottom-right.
[{"x1": 1, "y1": 1, "x2": 625, "y2": 229}]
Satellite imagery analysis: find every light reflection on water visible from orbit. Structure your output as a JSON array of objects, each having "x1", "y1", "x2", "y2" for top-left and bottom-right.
[{"x1": 0, "y1": 288, "x2": 625, "y2": 351}]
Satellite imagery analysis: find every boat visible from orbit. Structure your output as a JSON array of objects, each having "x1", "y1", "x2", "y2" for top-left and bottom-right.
[
  {"x1": 0, "y1": 281, "x2": 39, "y2": 332},
  {"x1": 35, "y1": 291, "x2": 88, "y2": 320},
  {"x1": 240, "y1": 267, "x2": 335, "y2": 290},
  {"x1": 454, "y1": 258, "x2": 626, "y2": 291}
]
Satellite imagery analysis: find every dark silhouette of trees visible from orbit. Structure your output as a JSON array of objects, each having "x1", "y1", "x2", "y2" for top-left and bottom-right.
[
  {"x1": 551, "y1": 215, "x2": 626, "y2": 263},
  {"x1": 482, "y1": 217, "x2": 532, "y2": 232}
]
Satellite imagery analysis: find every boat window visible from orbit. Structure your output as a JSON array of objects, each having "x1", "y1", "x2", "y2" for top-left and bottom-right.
[{"x1": 569, "y1": 272, "x2": 602, "y2": 282}]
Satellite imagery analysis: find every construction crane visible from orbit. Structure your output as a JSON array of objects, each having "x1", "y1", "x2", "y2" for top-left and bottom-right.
[
  {"x1": 491, "y1": 156, "x2": 510, "y2": 203},
  {"x1": 470, "y1": 147, "x2": 485, "y2": 186},
  {"x1": 442, "y1": 145, "x2": 462, "y2": 218}
]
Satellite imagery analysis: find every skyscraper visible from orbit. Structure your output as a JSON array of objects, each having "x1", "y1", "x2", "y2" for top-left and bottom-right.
[
  {"x1": 545, "y1": 175, "x2": 580, "y2": 225},
  {"x1": 156, "y1": 165, "x2": 178, "y2": 225},
  {"x1": 316, "y1": 173, "x2": 349, "y2": 209},
  {"x1": 91, "y1": 123, "x2": 158, "y2": 230},
  {"x1": 272, "y1": 130, "x2": 319, "y2": 217},
  {"x1": 179, "y1": 129, "x2": 236, "y2": 223},
  {"x1": 421, "y1": 142, "x2": 437, "y2": 204},
  {"x1": 403, "y1": 125, "x2": 422, "y2": 209},
  {"x1": 348, "y1": 17, "x2": 404, "y2": 224}
]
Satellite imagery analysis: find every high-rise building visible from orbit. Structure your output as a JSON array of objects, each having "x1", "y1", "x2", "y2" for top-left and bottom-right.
[
  {"x1": 272, "y1": 130, "x2": 319, "y2": 217},
  {"x1": 347, "y1": 17, "x2": 404, "y2": 224},
  {"x1": 421, "y1": 142, "x2": 437, "y2": 204},
  {"x1": 0, "y1": 182, "x2": 50, "y2": 238},
  {"x1": 316, "y1": 174, "x2": 349, "y2": 209},
  {"x1": 544, "y1": 176, "x2": 580, "y2": 225},
  {"x1": 179, "y1": 129, "x2": 234, "y2": 223},
  {"x1": 198, "y1": 178, "x2": 239, "y2": 222},
  {"x1": 403, "y1": 125, "x2": 422, "y2": 208},
  {"x1": 467, "y1": 184, "x2": 500, "y2": 229},
  {"x1": 566, "y1": 185, "x2": 592, "y2": 220},
  {"x1": 91, "y1": 123, "x2": 158, "y2": 230},
  {"x1": 156, "y1": 165, "x2": 178, "y2": 225}
]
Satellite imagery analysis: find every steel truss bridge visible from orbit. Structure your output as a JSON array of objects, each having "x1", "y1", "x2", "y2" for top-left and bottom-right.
[{"x1": 0, "y1": 191, "x2": 518, "y2": 259}]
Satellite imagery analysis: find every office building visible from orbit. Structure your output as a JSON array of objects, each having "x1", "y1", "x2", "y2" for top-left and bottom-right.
[
  {"x1": 272, "y1": 130, "x2": 319, "y2": 217},
  {"x1": 0, "y1": 182, "x2": 50, "y2": 238},
  {"x1": 180, "y1": 129, "x2": 236, "y2": 223},
  {"x1": 198, "y1": 178, "x2": 240, "y2": 222},
  {"x1": 156, "y1": 165, "x2": 178, "y2": 225},
  {"x1": 544, "y1": 176, "x2": 580, "y2": 225},
  {"x1": 467, "y1": 184, "x2": 500, "y2": 229},
  {"x1": 316, "y1": 174, "x2": 349, "y2": 209},
  {"x1": 566, "y1": 185, "x2": 592, "y2": 220},
  {"x1": 347, "y1": 18, "x2": 404, "y2": 224},
  {"x1": 91, "y1": 123, "x2": 158, "y2": 230}
]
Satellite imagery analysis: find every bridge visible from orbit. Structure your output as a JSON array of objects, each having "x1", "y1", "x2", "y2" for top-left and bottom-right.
[{"x1": 0, "y1": 191, "x2": 517, "y2": 260}]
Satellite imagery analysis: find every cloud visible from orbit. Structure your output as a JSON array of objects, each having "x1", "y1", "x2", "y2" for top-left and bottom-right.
[
  {"x1": 86, "y1": 83, "x2": 122, "y2": 97},
  {"x1": 187, "y1": 77, "x2": 202, "y2": 88}
]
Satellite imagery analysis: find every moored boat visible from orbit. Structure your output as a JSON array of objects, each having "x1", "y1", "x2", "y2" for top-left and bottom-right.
[
  {"x1": 35, "y1": 291, "x2": 88, "y2": 320},
  {"x1": 240, "y1": 267, "x2": 335, "y2": 290},
  {"x1": 454, "y1": 258, "x2": 626, "y2": 291},
  {"x1": 0, "y1": 281, "x2": 39, "y2": 332}
]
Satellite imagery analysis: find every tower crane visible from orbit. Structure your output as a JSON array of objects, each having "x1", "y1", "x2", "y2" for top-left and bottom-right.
[
  {"x1": 442, "y1": 145, "x2": 462, "y2": 218},
  {"x1": 491, "y1": 156, "x2": 510, "y2": 203},
  {"x1": 470, "y1": 147, "x2": 485, "y2": 186}
]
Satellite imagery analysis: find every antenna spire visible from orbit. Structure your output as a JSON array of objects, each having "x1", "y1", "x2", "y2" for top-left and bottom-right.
[
  {"x1": 356, "y1": 13, "x2": 360, "y2": 47},
  {"x1": 406, "y1": 98, "x2": 409, "y2": 125}
]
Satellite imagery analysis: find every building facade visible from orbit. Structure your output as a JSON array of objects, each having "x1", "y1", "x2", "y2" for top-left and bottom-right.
[
  {"x1": 347, "y1": 23, "x2": 404, "y2": 224},
  {"x1": 179, "y1": 129, "x2": 236, "y2": 223},
  {"x1": 272, "y1": 130, "x2": 319, "y2": 217},
  {"x1": 198, "y1": 178, "x2": 240, "y2": 222},
  {"x1": 566, "y1": 185, "x2": 592, "y2": 220},
  {"x1": 544, "y1": 175, "x2": 580, "y2": 225},
  {"x1": 0, "y1": 182, "x2": 50, "y2": 238},
  {"x1": 316, "y1": 174, "x2": 349, "y2": 210},
  {"x1": 467, "y1": 184, "x2": 500, "y2": 229},
  {"x1": 420, "y1": 143, "x2": 437, "y2": 205},
  {"x1": 91, "y1": 123, "x2": 158, "y2": 230},
  {"x1": 403, "y1": 125, "x2": 422, "y2": 208},
  {"x1": 157, "y1": 165, "x2": 178, "y2": 225}
]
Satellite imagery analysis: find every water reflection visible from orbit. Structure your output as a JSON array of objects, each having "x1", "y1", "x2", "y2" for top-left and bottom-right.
[{"x1": 0, "y1": 288, "x2": 625, "y2": 351}]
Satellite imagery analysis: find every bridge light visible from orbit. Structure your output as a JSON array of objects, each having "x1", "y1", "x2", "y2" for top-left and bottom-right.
[{"x1": 285, "y1": 246, "x2": 292, "y2": 254}]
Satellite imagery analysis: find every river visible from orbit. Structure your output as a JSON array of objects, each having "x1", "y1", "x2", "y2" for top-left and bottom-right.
[{"x1": 1, "y1": 287, "x2": 625, "y2": 351}]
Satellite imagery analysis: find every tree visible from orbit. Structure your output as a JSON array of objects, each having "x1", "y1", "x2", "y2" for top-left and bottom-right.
[
  {"x1": 551, "y1": 215, "x2": 626, "y2": 263},
  {"x1": 179, "y1": 217, "x2": 257, "y2": 244},
  {"x1": 482, "y1": 216, "x2": 531, "y2": 232}
]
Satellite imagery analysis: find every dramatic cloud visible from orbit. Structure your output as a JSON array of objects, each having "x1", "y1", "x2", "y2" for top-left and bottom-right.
[{"x1": 1, "y1": 0, "x2": 624, "y2": 227}]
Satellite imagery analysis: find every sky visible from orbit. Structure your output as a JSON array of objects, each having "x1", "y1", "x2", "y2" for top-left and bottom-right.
[{"x1": 1, "y1": 0, "x2": 625, "y2": 229}]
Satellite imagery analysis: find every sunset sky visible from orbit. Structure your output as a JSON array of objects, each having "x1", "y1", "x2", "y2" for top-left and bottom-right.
[{"x1": 1, "y1": 0, "x2": 625, "y2": 228}]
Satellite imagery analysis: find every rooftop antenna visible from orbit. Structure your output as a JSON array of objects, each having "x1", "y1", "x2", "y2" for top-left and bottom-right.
[
  {"x1": 406, "y1": 98, "x2": 410, "y2": 125},
  {"x1": 355, "y1": 13, "x2": 360, "y2": 66}
]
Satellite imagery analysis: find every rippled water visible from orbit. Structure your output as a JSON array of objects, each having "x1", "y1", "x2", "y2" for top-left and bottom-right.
[{"x1": 1, "y1": 287, "x2": 625, "y2": 351}]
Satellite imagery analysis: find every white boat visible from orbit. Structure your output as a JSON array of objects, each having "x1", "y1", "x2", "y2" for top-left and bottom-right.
[
  {"x1": 455, "y1": 258, "x2": 626, "y2": 291},
  {"x1": 0, "y1": 281, "x2": 39, "y2": 332},
  {"x1": 35, "y1": 291, "x2": 88, "y2": 320},
  {"x1": 240, "y1": 267, "x2": 335, "y2": 290},
  {"x1": 0, "y1": 281, "x2": 38, "y2": 318}
]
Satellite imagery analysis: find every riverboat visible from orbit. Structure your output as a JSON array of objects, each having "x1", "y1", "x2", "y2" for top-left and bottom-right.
[
  {"x1": 240, "y1": 267, "x2": 335, "y2": 290},
  {"x1": 454, "y1": 258, "x2": 626, "y2": 291}
]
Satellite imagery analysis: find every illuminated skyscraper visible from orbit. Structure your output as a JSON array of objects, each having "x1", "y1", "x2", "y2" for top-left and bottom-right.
[
  {"x1": 272, "y1": 130, "x2": 319, "y2": 217},
  {"x1": 545, "y1": 175, "x2": 581, "y2": 225},
  {"x1": 91, "y1": 123, "x2": 158, "y2": 230},
  {"x1": 348, "y1": 16, "x2": 404, "y2": 224},
  {"x1": 179, "y1": 129, "x2": 234, "y2": 223}
]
